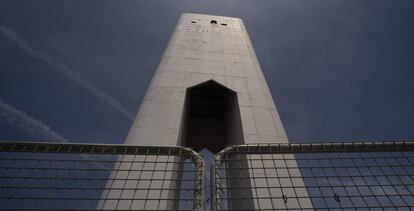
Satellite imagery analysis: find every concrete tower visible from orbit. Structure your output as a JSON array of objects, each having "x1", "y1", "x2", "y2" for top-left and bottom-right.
[
  {"x1": 101, "y1": 13, "x2": 303, "y2": 210},
  {"x1": 125, "y1": 13, "x2": 288, "y2": 151}
]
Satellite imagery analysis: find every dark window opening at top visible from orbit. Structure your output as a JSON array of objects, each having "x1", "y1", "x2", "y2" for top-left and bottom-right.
[
  {"x1": 191, "y1": 21, "x2": 196, "y2": 23},
  {"x1": 210, "y1": 20, "x2": 217, "y2": 24},
  {"x1": 221, "y1": 23, "x2": 227, "y2": 26}
]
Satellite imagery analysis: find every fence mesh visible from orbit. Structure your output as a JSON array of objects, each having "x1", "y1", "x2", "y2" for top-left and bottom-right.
[
  {"x1": 213, "y1": 142, "x2": 414, "y2": 211},
  {"x1": 0, "y1": 142, "x2": 204, "y2": 210}
]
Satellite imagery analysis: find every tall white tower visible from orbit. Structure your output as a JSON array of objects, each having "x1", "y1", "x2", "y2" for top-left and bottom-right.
[
  {"x1": 101, "y1": 13, "x2": 305, "y2": 210},
  {"x1": 126, "y1": 13, "x2": 288, "y2": 151}
]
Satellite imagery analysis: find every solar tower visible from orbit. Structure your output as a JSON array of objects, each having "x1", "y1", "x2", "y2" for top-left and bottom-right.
[
  {"x1": 126, "y1": 13, "x2": 288, "y2": 150},
  {"x1": 101, "y1": 13, "x2": 307, "y2": 210}
]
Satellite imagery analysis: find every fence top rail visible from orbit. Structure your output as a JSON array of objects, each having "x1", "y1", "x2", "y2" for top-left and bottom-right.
[
  {"x1": 217, "y1": 141, "x2": 414, "y2": 157},
  {"x1": 2, "y1": 141, "x2": 413, "y2": 156},
  {"x1": 0, "y1": 141, "x2": 201, "y2": 158}
]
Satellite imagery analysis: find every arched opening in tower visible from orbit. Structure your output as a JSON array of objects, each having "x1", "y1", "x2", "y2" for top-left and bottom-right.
[{"x1": 179, "y1": 80, "x2": 244, "y2": 153}]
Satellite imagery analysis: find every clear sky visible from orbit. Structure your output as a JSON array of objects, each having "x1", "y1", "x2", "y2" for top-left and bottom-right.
[{"x1": 1, "y1": 0, "x2": 414, "y2": 144}]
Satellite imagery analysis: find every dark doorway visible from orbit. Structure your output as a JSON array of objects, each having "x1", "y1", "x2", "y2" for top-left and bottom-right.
[{"x1": 179, "y1": 80, "x2": 244, "y2": 153}]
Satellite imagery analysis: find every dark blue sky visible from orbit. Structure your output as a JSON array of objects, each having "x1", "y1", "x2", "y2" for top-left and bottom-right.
[{"x1": 0, "y1": 0, "x2": 414, "y2": 144}]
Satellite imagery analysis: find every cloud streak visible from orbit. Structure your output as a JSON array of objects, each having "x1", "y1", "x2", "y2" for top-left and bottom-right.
[
  {"x1": 0, "y1": 98, "x2": 68, "y2": 142},
  {"x1": 0, "y1": 98, "x2": 106, "y2": 168},
  {"x1": 0, "y1": 25, "x2": 134, "y2": 120}
]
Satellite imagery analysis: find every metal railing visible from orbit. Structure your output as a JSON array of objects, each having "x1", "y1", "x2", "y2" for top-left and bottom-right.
[
  {"x1": 212, "y1": 142, "x2": 414, "y2": 211},
  {"x1": 0, "y1": 142, "x2": 204, "y2": 210}
]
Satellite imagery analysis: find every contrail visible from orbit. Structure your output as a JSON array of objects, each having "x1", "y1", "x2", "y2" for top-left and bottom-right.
[
  {"x1": 0, "y1": 25, "x2": 134, "y2": 120},
  {"x1": 0, "y1": 98, "x2": 106, "y2": 169},
  {"x1": 0, "y1": 98, "x2": 68, "y2": 142}
]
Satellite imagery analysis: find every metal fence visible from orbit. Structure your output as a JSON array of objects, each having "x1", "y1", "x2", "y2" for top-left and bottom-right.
[
  {"x1": 0, "y1": 142, "x2": 204, "y2": 210},
  {"x1": 212, "y1": 142, "x2": 414, "y2": 211},
  {"x1": 1, "y1": 141, "x2": 413, "y2": 211}
]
